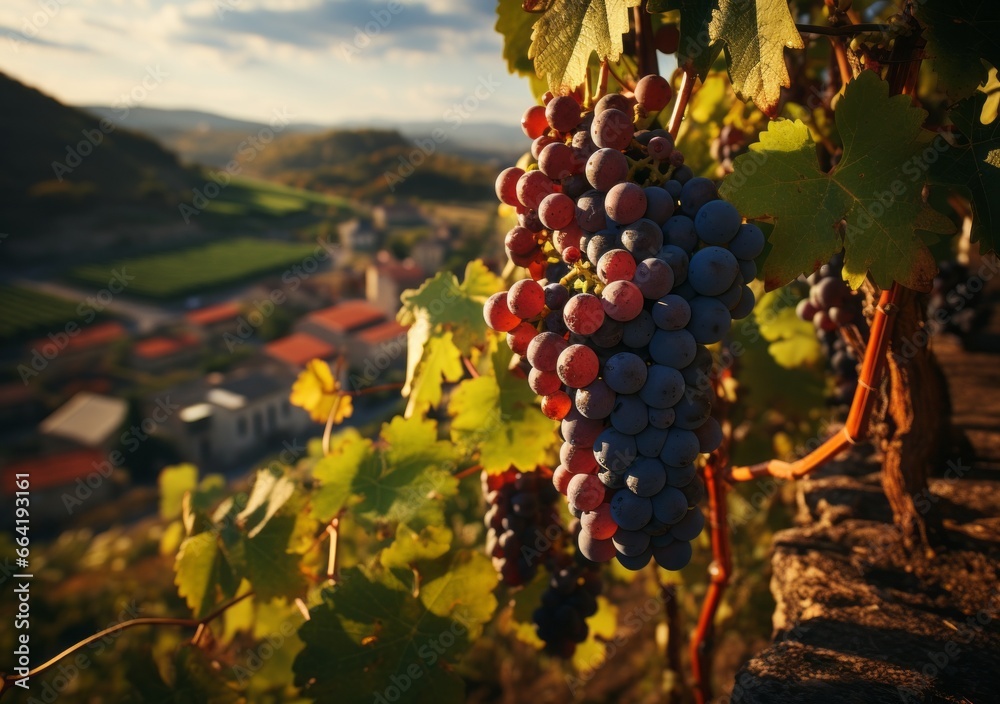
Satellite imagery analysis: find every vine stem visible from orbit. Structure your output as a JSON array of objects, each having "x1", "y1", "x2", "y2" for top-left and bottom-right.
[
  {"x1": 690, "y1": 373, "x2": 733, "y2": 704},
  {"x1": 633, "y1": 4, "x2": 658, "y2": 79},
  {"x1": 347, "y1": 382, "x2": 404, "y2": 398},
  {"x1": 327, "y1": 514, "x2": 341, "y2": 584},
  {"x1": 667, "y1": 66, "x2": 697, "y2": 139},
  {"x1": 0, "y1": 591, "x2": 254, "y2": 698},
  {"x1": 453, "y1": 464, "x2": 483, "y2": 480},
  {"x1": 594, "y1": 61, "x2": 610, "y2": 103},
  {"x1": 462, "y1": 357, "x2": 480, "y2": 379}
]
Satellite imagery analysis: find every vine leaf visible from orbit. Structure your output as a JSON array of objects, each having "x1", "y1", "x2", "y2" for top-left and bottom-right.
[
  {"x1": 754, "y1": 290, "x2": 822, "y2": 368},
  {"x1": 128, "y1": 644, "x2": 246, "y2": 703},
  {"x1": 404, "y1": 330, "x2": 465, "y2": 418},
  {"x1": 237, "y1": 468, "x2": 296, "y2": 539},
  {"x1": 529, "y1": 0, "x2": 641, "y2": 94},
  {"x1": 646, "y1": 0, "x2": 719, "y2": 79},
  {"x1": 931, "y1": 90, "x2": 1000, "y2": 255},
  {"x1": 496, "y1": 0, "x2": 536, "y2": 76},
  {"x1": 236, "y1": 513, "x2": 310, "y2": 603},
  {"x1": 915, "y1": 0, "x2": 1000, "y2": 100},
  {"x1": 159, "y1": 464, "x2": 198, "y2": 520},
  {"x1": 289, "y1": 359, "x2": 353, "y2": 424},
  {"x1": 293, "y1": 566, "x2": 469, "y2": 704},
  {"x1": 419, "y1": 551, "x2": 499, "y2": 641},
  {"x1": 381, "y1": 524, "x2": 454, "y2": 570},
  {"x1": 311, "y1": 430, "x2": 373, "y2": 522},
  {"x1": 720, "y1": 71, "x2": 955, "y2": 291},
  {"x1": 399, "y1": 260, "x2": 501, "y2": 356},
  {"x1": 708, "y1": 0, "x2": 803, "y2": 117},
  {"x1": 449, "y1": 342, "x2": 558, "y2": 475},
  {"x1": 312, "y1": 417, "x2": 459, "y2": 528},
  {"x1": 174, "y1": 532, "x2": 239, "y2": 619},
  {"x1": 570, "y1": 596, "x2": 619, "y2": 672}
]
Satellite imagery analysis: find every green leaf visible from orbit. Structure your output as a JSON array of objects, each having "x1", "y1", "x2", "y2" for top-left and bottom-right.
[
  {"x1": 293, "y1": 566, "x2": 467, "y2": 704},
  {"x1": 237, "y1": 468, "x2": 296, "y2": 539},
  {"x1": 529, "y1": 0, "x2": 641, "y2": 94},
  {"x1": 931, "y1": 90, "x2": 1000, "y2": 255},
  {"x1": 404, "y1": 330, "x2": 465, "y2": 418},
  {"x1": 496, "y1": 0, "x2": 537, "y2": 76},
  {"x1": 126, "y1": 645, "x2": 246, "y2": 704},
  {"x1": 754, "y1": 289, "x2": 822, "y2": 368},
  {"x1": 915, "y1": 0, "x2": 1000, "y2": 100},
  {"x1": 720, "y1": 71, "x2": 954, "y2": 291},
  {"x1": 174, "y1": 532, "x2": 239, "y2": 619},
  {"x1": 311, "y1": 430, "x2": 373, "y2": 523},
  {"x1": 398, "y1": 260, "x2": 501, "y2": 355},
  {"x1": 419, "y1": 551, "x2": 499, "y2": 641},
  {"x1": 448, "y1": 342, "x2": 558, "y2": 474},
  {"x1": 381, "y1": 524, "x2": 454, "y2": 570},
  {"x1": 237, "y1": 514, "x2": 308, "y2": 603},
  {"x1": 708, "y1": 0, "x2": 803, "y2": 117},
  {"x1": 647, "y1": 0, "x2": 720, "y2": 78},
  {"x1": 159, "y1": 464, "x2": 198, "y2": 520},
  {"x1": 353, "y1": 417, "x2": 460, "y2": 527}
]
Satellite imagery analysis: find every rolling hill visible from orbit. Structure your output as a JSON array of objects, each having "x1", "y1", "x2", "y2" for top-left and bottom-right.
[{"x1": 0, "y1": 72, "x2": 197, "y2": 235}]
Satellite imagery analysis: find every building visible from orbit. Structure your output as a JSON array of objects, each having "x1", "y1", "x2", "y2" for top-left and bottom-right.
[
  {"x1": 351, "y1": 320, "x2": 408, "y2": 381},
  {"x1": 23, "y1": 321, "x2": 127, "y2": 381},
  {"x1": 167, "y1": 368, "x2": 311, "y2": 467},
  {"x1": 264, "y1": 333, "x2": 338, "y2": 371},
  {"x1": 294, "y1": 300, "x2": 387, "y2": 349},
  {"x1": 1, "y1": 449, "x2": 117, "y2": 524},
  {"x1": 338, "y1": 218, "x2": 379, "y2": 253},
  {"x1": 365, "y1": 252, "x2": 427, "y2": 316},
  {"x1": 39, "y1": 391, "x2": 129, "y2": 453},
  {"x1": 131, "y1": 333, "x2": 201, "y2": 373},
  {"x1": 185, "y1": 302, "x2": 243, "y2": 345},
  {"x1": 373, "y1": 203, "x2": 426, "y2": 230}
]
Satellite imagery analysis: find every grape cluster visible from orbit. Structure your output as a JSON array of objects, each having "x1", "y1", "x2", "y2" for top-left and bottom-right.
[
  {"x1": 532, "y1": 521, "x2": 603, "y2": 658},
  {"x1": 484, "y1": 84, "x2": 763, "y2": 571},
  {"x1": 482, "y1": 469, "x2": 561, "y2": 587},
  {"x1": 709, "y1": 125, "x2": 748, "y2": 176},
  {"x1": 927, "y1": 260, "x2": 986, "y2": 340},
  {"x1": 796, "y1": 255, "x2": 867, "y2": 406}
]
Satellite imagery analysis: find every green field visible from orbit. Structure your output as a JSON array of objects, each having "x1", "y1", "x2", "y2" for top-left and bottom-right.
[
  {"x1": 202, "y1": 176, "x2": 354, "y2": 220},
  {"x1": 70, "y1": 237, "x2": 323, "y2": 299},
  {"x1": 0, "y1": 286, "x2": 84, "y2": 342}
]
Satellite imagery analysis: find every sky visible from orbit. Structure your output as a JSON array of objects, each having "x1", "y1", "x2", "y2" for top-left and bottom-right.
[{"x1": 0, "y1": 0, "x2": 533, "y2": 126}]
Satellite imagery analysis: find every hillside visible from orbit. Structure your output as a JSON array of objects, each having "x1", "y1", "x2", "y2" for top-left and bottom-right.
[
  {"x1": 0, "y1": 73, "x2": 197, "y2": 234},
  {"x1": 237, "y1": 128, "x2": 497, "y2": 202},
  {"x1": 83, "y1": 105, "x2": 525, "y2": 167}
]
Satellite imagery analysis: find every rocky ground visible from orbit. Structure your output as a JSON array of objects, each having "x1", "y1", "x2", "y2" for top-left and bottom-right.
[{"x1": 731, "y1": 327, "x2": 1000, "y2": 703}]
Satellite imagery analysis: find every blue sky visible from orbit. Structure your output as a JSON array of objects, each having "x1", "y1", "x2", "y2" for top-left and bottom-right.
[{"x1": 0, "y1": 0, "x2": 533, "y2": 125}]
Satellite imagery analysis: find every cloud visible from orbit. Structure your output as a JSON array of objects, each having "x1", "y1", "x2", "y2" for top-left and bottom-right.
[
  {"x1": 182, "y1": 0, "x2": 491, "y2": 56},
  {"x1": 0, "y1": 24, "x2": 96, "y2": 53}
]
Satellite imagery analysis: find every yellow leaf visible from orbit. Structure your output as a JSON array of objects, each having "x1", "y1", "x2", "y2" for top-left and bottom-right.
[
  {"x1": 529, "y1": 0, "x2": 641, "y2": 94},
  {"x1": 290, "y1": 359, "x2": 354, "y2": 424}
]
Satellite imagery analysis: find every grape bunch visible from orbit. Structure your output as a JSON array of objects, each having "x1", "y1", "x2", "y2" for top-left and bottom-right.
[
  {"x1": 532, "y1": 520, "x2": 603, "y2": 658},
  {"x1": 796, "y1": 255, "x2": 867, "y2": 406},
  {"x1": 927, "y1": 260, "x2": 986, "y2": 341},
  {"x1": 484, "y1": 82, "x2": 763, "y2": 571},
  {"x1": 709, "y1": 125, "x2": 748, "y2": 176},
  {"x1": 482, "y1": 469, "x2": 561, "y2": 587}
]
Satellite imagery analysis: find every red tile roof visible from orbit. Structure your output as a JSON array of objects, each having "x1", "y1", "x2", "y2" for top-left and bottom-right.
[
  {"x1": 133, "y1": 333, "x2": 200, "y2": 360},
  {"x1": 1, "y1": 449, "x2": 109, "y2": 494},
  {"x1": 307, "y1": 300, "x2": 385, "y2": 333},
  {"x1": 31, "y1": 321, "x2": 126, "y2": 353},
  {"x1": 185, "y1": 302, "x2": 242, "y2": 326},
  {"x1": 356, "y1": 320, "x2": 408, "y2": 345},
  {"x1": 265, "y1": 333, "x2": 337, "y2": 367}
]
